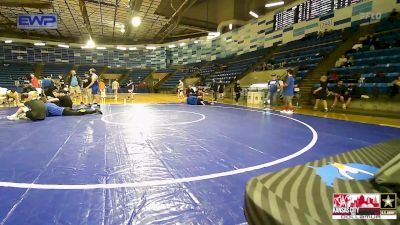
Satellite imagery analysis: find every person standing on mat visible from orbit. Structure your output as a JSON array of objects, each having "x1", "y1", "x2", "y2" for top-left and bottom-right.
[
  {"x1": 127, "y1": 79, "x2": 134, "y2": 100},
  {"x1": 7, "y1": 91, "x2": 46, "y2": 121},
  {"x1": 99, "y1": 79, "x2": 106, "y2": 104},
  {"x1": 30, "y1": 73, "x2": 39, "y2": 88},
  {"x1": 234, "y1": 80, "x2": 242, "y2": 104},
  {"x1": 211, "y1": 79, "x2": 218, "y2": 102},
  {"x1": 218, "y1": 82, "x2": 225, "y2": 100},
  {"x1": 66, "y1": 70, "x2": 82, "y2": 104},
  {"x1": 331, "y1": 80, "x2": 347, "y2": 110},
  {"x1": 177, "y1": 80, "x2": 185, "y2": 102},
  {"x1": 82, "y1": 73, "x2": 92, "y2": 105},
  {"x1": 86, "y1": 68, "x2": 100, "y2": 106},
  {"x1": 313, "y1": 75, "x2": 329, "y2": 112},
  {"x1": 281, "y1": 69, "x2": 295, "y2": 114},
  {"x1": 266, "y1": 74, "x2": 280, "y2": 110},
  {"x1": 112, "y1": 79, "x2": 119, "y2": 100}
]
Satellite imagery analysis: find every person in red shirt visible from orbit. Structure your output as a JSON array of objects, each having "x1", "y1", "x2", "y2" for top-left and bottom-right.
[{"x1": 30, "y1": 74, "x2": 39, "y2": 88}]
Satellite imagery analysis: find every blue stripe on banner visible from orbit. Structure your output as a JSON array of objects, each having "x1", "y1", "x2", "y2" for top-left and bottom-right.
[
  {"x1": 273, "y1": 34, "x2": 283, "y2": 38},
  {"x1": 334, "y1": 17, "x2": 351, "y2": 26},
  {"x1": 351, "y1": 18, "x2": 371, "y2": 27},
  {"x1": 352, "y1": 1, "x2": 372, "y2": 16},
  {"x1": 319, "y1": 13, "x2": 334, "y2": 21},
  {"x1": 283, "y1": 27, "x2": 294, "y2": 32},
  {"x1": 258, "y1": 20, "x2": 266, "y2": 25}
]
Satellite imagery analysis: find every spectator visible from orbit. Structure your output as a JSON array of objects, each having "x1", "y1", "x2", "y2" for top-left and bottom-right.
[
  {"x1": 388, "y1": 9, "x2": 399, "y2": 22},
  {"x1": 30, "y1": 73, "x2": 39, "y2": 88},
  {"x1": 211, "y1": 79, "x2": 218, "y2": 102},
  {"x1": 330, "y1": 72, "x2": 339, "y2": 82},
  {"x1": 335, "y1": 55, "x2": 348, "y2": 68},
  {"x1": 375, "y1": 71, "x2": 387, "y2": 83},
  {"x1": 346, "y1": 56, "x2": 355, "y2": 67},
  {"x1": 344, "y1": 83, "x2": 369, "y2": 108},
  {"x1": 99, "y1": 79, "x2": 106, "y2": 104},
  {"x1": 389, "y1": 76, "x2": 400, "y2": 98},
  {"x1": 261, "y1": 62, "x2": 267, "y2": 71},
  {"x1": 218, "y1": 82, "x2": 225, "y2": 99}
]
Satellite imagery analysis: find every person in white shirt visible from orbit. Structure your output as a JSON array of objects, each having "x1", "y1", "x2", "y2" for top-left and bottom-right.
[{"x1": 112, "y1": 80, "x2": 119, "y2": 100}]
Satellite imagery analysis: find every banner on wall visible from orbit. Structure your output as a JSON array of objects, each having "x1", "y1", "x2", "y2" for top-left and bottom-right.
[
  {"x1": 17, "y1": 14, "x2": 58, "y2": 29},
  {"x1": 319, "y1": 19, "x2": 334, "y2": 31}
]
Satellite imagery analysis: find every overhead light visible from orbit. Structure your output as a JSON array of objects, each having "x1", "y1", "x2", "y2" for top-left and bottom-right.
[
  {"x1": 85, "y1": 38, "x2": 95, "y2": 48},
  {"x1": 146, "y1": 46, "x2": 156, "y2": 50},
  {"x1": 34, "y1": 42, "x2": 45, "y2": 46},
  {"x1": 131, "y1": 16, "x2": 141, "y2": 27},
  {"x1": 58, "y1": 44, "x2": 69, "y2": 48},
  {"x1": 194, "y1": 40, "x2": 199, "y2": 44},
  {"x1": 265, "y1": 1, "x2": 284, "y2": 8},
  {"x1": 116, "y1": 46, "x2": 127, "y2": 50},
  {"x1": 229, "y1": 24, "x2": 233, "y2": 30},
  {"x1": 121, "y1": 27, "x2": 126, "y2": 33},
  {"x1": 4, "y1": 40, "x2": 12, "y2": 43},
  {"x1": 96, "y1": 46, "x2": 107, "y2": 50},
  {"x1": 168, "y1": 44, "x2": 176, "y2": 48},
  {"x1": 249, "y1": 11, "x2": 259, "y2": 18},
  {"x1": 129, "y1": 47, "x2": 137, "y2": 50},
  {"x1": 179, "y1": 43, "x2": 186, "y2": 47}
]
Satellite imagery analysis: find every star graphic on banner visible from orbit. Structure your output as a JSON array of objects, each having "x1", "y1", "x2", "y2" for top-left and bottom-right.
[{"x1": 383, "y1": 195, "x2": 395, "y2": 207}]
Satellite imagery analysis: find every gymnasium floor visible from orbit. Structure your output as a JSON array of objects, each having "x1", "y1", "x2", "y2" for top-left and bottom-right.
[{"x1": 0, "y1": 94, "x2": 399, "y2": 225}]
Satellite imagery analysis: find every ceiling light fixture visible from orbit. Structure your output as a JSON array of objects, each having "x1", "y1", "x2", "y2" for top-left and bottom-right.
[
  {"x1": 58, "y1": 44, "x2": 69, "y2": 48},
  {"x1": 86, "y1": 38, "x2": 95, "y2": 48},
  {"x1": 265, "y1": 1, "x2": 284, "y2": 8},
  {"x1": 249, "y1": 11, "x2": 259, "y2": 18},
  {"x1": 34, "y1": 42, "x2": 46, "y2": 46},
  {"x1": 96, "y1": 46, "x2": 107, "y2": 50},
  {"x1": 146, "y1": 46, "x2": 156, "y2": 50},
  {"x1": 4, "y1": 40, "x2": 12, "y2": 43},
  {"x1": 229, "y1": 24, "x2": 233, "y2": 30},
  {"x1": 179, "y1": 43, "x2": 186, "y2": 47},
  {"x1": 129, "y1": 47, "x2": 137, "y2": 50},
  {"x1": 116, "y1": 46, "x2": 127, "y2": 50},
  {"x1": 131, "y1": 16, "x2": 141, "y2": 27},
  {"x1": 168, "y1": 44, "x2": 176, "y2": 48}
]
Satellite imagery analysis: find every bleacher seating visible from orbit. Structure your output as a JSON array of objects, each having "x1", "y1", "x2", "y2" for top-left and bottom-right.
[
  {"x1": 0, "y1": 63, "x2": 34, "y2": 88},
  {"x1": 123, "y1": 69, "x2": 153, "y2": 84},
  {"x1": 161, "y1": 69, "x2": 192, "y2": 88},
  {"x1": 327, "y1": 21, "x2": 400, "y2": 95},
  {"x1": 75, "y1": 65, "x2": 105, "y2": 78},
  {"x1": 41, "y1": 64, "x2": 73, "y2": 78}
]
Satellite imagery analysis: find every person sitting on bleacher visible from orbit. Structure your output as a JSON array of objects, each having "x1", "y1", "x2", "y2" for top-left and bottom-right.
[
  {"x1": 345, "y1": 56, "x2": 355, "y2": 67},
  {"x1": 389, "y1": 75, "x2": 400, "y2": 98},
  {"x1": 335, "y1": 55, "x2": 348, "y2": 68}
]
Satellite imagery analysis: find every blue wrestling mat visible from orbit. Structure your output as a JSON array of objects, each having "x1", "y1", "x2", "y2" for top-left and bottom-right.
[{"x1": 0, "y1": 104, "x2": 399, "y2": 225}]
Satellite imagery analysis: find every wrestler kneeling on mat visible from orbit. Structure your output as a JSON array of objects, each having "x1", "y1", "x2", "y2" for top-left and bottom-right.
[
  {"x1": 187, "y1": 95, "x2": 212, "y2": 105},
  {"x1": 7, "y1": 91, "x2": 46, "y2": 121}
]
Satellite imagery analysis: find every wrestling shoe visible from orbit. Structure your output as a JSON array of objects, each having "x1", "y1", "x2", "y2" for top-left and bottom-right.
[
  {"x1": 96, "y1": 109, "x2": 103, "y2": 115},
  {"x1": 7, "y1": 114, "x2": 20, "y2": 121}
]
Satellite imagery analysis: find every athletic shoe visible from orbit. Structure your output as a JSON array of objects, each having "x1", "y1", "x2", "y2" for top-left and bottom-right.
[
  {"x1": 286, "y1": 110, "x2": 294, "y2": 115},
  {"x1": 18, "y1": 114, "x2": 29, "y2": 120},
  {"x1": 361, "y1": 95, "x2": 370, "y2": 99},
  {"x1": 280, "y1": 110, "x2": 288, "y2": 114},
  {"x1": 313, "y1": 107, "x2": 318, "y2": 111},
  {"x1": 342, "y1": 105, "x2": 347, "y2": 110},
  {"x1": 323, "y1": 108, "x2": 329, "y2": 112},
  {"x1": 95, "y1": 109, "x2": 103, "y2": 115},
  {"x1": 7, "y1": 115, "x2": 19, "y2": 121}
]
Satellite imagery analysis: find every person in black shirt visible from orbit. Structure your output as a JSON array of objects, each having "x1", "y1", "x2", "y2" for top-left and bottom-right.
[
  {"x1": 127, "y1": 79, "x2": 134, "y2": 99},
  {"x1": 211, "y1": 79, "x2": 218, "y2": 102},
  {"x1": 313, "y1": 75, "x2": 329, "y2": 112},
  {"x1": 234, "y1": 80, "x2": 242, "y2": 104},
  {"x1": 7, "y1": 91, "x2": 46, "y2": 121},
  {"x1": 331, "y1": 80, "x2": 348, "y2": 110},
  {"x1": 82, "y1": 73, "x2": 92, "y2": 104},
  {"x1": 47, "y1": 90, "x2": 73, "y2": 108}
]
